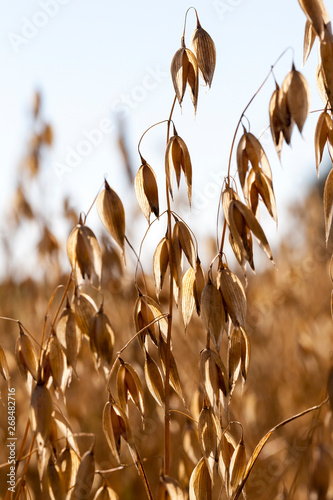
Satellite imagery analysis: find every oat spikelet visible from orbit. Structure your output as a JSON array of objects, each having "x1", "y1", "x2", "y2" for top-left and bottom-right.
[
  {"x1": 97, "y1": 180, "x2": 126, "y2": 256},
  {"x1": 116, "y1": 359, "x2": 145, "y2": 419},
  {"x1": 15, "y1": 325, "x2": 38, "y2": 381},
  {"x1": 70, "y1": 447, "x2": 95, "y2": 500},
  {"x1": 89, "y1": 304, "x2": 115, "y2": 369},
  {"x1": 314, "y1": 111, "x2": 333, "y2": 175},
  {"x1": 29, "y1": 382, "x2": 53, "y2": 452},
  {"x1": 324, "y1": 168, "x2": 333, "y2": 243},
  {"x1": 190, "y1": 19, "x2": 216, "y2": 88},
  {"x1": 135, "y1": 161, "x2": 159, "y2": 223},
  {"x1": 198, "y1": 406, "x2": 219, "y2": 479},
  {"x1": 66, "y1": 218, "x2": 102, "y2": 287},
  {"x1": 303, "y1": 19, "x2": 316, "y2": 65},
  {"x1": 229, "y1": 436, "x2": 246, "y2": 497},
  {"x1": 218, "y1": 265, "x2": 247, "y2": 328},
  {"x1": 153, "y1": 236, "x2": 169, "y2": 299},
  {"x1": 0, "y1": 343, "x2": 10, "y2": 382},
  {"x1": 297, "y1": 0, "x2": 330, "y2": 37},
  {"x1": 144, "y1": 349, "x2": 165, "y2": 406},
  {"x1": 200, "y1": 278, "x2": 225, "y2": 350},
  {"x1": 284, "y1": 64, "x2": 311, "y2": 134},
  {"x1": 171, "y1": 42, "x2": 199, "y2": 112},
  {"x1": 165, "y1": 132, "x2": 192, "y2": 205},
  {"x1": 189, "y1": 457, "x2": 212, "y2": 500}
]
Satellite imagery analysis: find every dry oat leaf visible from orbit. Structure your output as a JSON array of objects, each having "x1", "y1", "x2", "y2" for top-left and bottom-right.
[
  {"x1": 303, "y1": 19, "x2": 317, "y2": 65},
  {"x1": 116, "y1": 360, "x2": 145, "y2": 419},
  {"x1": 182, "y1": 266, "x2": 196, "y2": 330},
  {"x1": 67, "y1": 220, "x2": 102, "y2": 287},
  {"x1": 161, "y1": 475, "x2": 186, "y2": 500},
  {"x1": 200, "y1": 348, "x2": 227, "y2": 408},
  {"x1": 56, "y1": 301, "x2": 81, "y2": 377},
  {"x1": 171, "y1": 44, "x2": 199, "y2": 112},
  {"x1": 0, "y1": 344, "x2": 10, "y2": 382},
  {"x1": 45, "y1": 331, "x2": 68, "y2": 396},
  {"x1": 320, "y1": 32, "x2": 333, "y2": 110},
  {"x1": 198, "y1": 407, "x2": 218, "y2": 479},
  {"x1": 134, "y1": 162, "x2": 159, "y2": 223},
  {"x1": 72, "y1": 287, "x2": 98, "y2": 338},
  {"x1": 218, "y1": 266, "x2": 246, "y2": 327},
  {"x1": 173, "y1": 219, "x2": 196, "y2": 269},
  {"x1": 159, "y1": 335, "x2": 186, "y2": 406},
  {"x1": 284, "y1": 64, "x2": 311, "y2": 134},
  {"x1": 93, "y1": 485, "x2": 119, "y2": 500},
  {"x1": 269, "y1": 84, "x2": 284, "y2": 158},
  {"x1": 165, "y1": 133, "x2": 192, "y2": 205},
  {"x1": 297, "y1": 0, "x2": 330, "y2": 37},
  {"x1": 153, "y1": 237, "x2": 169, "y2": 298},
  {"x1": 324, "y1": 168, "x2": 333, "y2": 243},
  {"x1": 144, "y1": 350, "x2": 165, "y2": 406},
  {"x1": 47, "y1": 455, "x2": 65, "y2": 500},
  {"x1": 229, "y1": 437, "x2": 246, "y2": 497},
  {"x1": 15, "y1": 326, "x2": 38, "y2": 381},
  {"x1": 97, "y1": 180, "x2": 126, "y2": 256},
  {"x1": 29, "y1": 382, "x2": 53, "y2": 452},
  {"x1": 58, "y1": 443, "x2": 80, "y2": 496},
  {"x1": 70, "y1": 447, "x2": 95, "y2": 500},
  {"x1": 189, "y1": 457, "x2": 212, "y2": 500},
  {"x1": 200, "y1": 279, "x2": 225, "y2": 350},
  {"x1": 315, "y1": 111, "x2": 332, "y2": 175},
  {"x1": 89, "y1": 304, "x2": 115, "y2": 369},
  {"x1": 190, "y1": 19, "x2": 216, "y2": 88},
  {"x1": 232, "y1": 199, "x2": 274, "y2": 263}
]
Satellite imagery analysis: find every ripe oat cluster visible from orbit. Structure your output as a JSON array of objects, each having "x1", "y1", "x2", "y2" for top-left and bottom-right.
[{"x1": 1, "y1": 1, "x2": 333, "y2": 499}]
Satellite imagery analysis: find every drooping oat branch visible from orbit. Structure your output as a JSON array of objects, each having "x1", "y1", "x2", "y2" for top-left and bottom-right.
[{"x1": 217, "y1": 47, "x2": 294, "y2": 255}]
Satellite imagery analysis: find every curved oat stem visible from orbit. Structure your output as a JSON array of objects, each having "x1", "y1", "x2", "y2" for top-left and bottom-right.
[
  {"x1": 182, "y1": 6, "x2": 199, "y2": 40},
  {"x1": 231, "y1": 397, "x2": 329, "y2": 500},
  {"x1": 138, "y1": 120, "x2": 171, "y2": 163}
]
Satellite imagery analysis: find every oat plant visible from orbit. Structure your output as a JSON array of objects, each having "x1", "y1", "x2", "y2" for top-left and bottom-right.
[{"x1": 1, "y1": 1, "x2": 333, "y2": 499}]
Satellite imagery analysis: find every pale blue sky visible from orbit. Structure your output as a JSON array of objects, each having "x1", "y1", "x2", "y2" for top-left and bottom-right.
[{"x1": 0, "y1": 0, "x2": 329, "y2": 277}]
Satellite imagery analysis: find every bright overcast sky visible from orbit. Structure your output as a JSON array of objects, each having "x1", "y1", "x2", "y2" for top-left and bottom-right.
[{"x1": 0, "y1": 0, "x2": 330, "y2": 277}]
